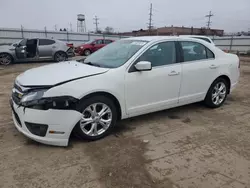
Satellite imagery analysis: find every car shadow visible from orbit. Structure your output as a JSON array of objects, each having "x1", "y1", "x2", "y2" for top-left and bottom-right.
[{"x1": 24, "y1": 102, "x2": 220, "y2": 149}]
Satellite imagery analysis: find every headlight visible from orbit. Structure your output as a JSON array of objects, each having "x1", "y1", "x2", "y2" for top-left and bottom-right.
[
  {"x1": 21, "y1": 90, "x2": 47, "y2": 103},
  {"x1": 80, "y1": 46, "x2": 84, "y2": 49},
  {"x1": 20, "y1": 90, "x2": 78, "y2": 110}
]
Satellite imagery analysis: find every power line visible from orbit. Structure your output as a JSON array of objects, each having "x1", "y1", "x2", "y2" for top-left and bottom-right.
[
  {"x1": 93, "y1": 16, "x2": 100, "y2": 33},
  {"x1": 205, "y1": 11, "x2": 214, "y2": 29},
  {"x1": 148, "y1": 3, "x2": 153, "y2": 33}
]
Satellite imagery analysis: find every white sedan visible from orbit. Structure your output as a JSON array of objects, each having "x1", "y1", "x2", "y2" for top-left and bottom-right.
[{"x1": 10, "y1": 36, "x2": 240, "y2": 146}]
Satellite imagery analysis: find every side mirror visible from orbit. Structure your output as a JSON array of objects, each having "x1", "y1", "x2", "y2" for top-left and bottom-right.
[
  {"x1": 134, "y1": 61, "x2": 152, "y2": 71},
  {"x1": 91, "y1": 43, "x2": 95, "y2": 46}
]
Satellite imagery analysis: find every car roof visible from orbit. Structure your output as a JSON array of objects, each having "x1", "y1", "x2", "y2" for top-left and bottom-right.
[
  {"x1": 180, "y1": 35, "x2": 211, "y2": 38},
  {"x1": 123, "y1": 36, "x2": 180, "y2": 42},
  {"x1": 122, "y1": 36, "x2": 214, "y2": 43}
]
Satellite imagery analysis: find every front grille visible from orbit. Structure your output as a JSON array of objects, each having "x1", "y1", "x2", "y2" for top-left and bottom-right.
[
  {"x1": 13, "y1": 110, "x2": 22, "y2": 127},
  {"x1": 25, "y1": 122, "x2": 48, "y2": 137}
]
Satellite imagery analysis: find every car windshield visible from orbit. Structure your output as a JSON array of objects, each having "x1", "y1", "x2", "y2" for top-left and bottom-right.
[
  {"x1": 84, "y1": 40, "x2": 148, "y2": 68},
  {"x1": 85, "y1": 40, "x2": 95, "y2": 44}
]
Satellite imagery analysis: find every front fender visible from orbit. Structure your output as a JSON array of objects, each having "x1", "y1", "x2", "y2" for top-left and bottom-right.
[{"x1": 43, "y1": 71, "x2": 127, "y2": 118}]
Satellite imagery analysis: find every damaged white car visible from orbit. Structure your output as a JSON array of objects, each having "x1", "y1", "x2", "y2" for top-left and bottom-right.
[{"x1": 10, "y1": 36, "x2": 240, "y2": 146}]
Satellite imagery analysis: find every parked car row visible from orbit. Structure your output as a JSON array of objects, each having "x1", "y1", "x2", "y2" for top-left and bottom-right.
[{"x1": 0, "y1": 38, "x2": 74, "y2": 65}]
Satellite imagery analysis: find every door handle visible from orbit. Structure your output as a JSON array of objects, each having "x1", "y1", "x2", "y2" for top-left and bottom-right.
[
  {"x1": 209, "y1": 64, "x2": 218, "y2": 69},
  {"x1": 168, "y1": 71, "x2": 180, "y2": 76}
]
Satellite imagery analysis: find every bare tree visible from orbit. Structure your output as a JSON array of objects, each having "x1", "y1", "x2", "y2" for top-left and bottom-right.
[{"x1": 104, "y1": 26, "x2": 114, "y2": 34}]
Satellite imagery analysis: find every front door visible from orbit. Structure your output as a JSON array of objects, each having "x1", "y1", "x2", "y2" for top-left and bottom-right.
[
  {"x1": 178, "y1": 41, "x2": 218, "y2": 104},
  {"x1": 15, "y1": 39, "x2": 27, "y2": 59},
  {"x1": 125, "y1": 41, "x2": 182, "y2": 117}
]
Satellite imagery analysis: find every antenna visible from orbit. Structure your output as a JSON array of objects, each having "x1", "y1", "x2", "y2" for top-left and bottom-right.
[
  {"x1": 148, "y1": 3, "x2": 153, "y2": 34},
  {"x1": 205, "y1": 11, "x2": 214, "y2": 29}
]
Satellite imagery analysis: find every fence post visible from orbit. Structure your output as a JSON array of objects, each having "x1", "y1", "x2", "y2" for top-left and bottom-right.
[
  {"x1": 66, "y1": 31, "x2": 69, "y2": 42},
  {"x1": 229, "y1": 35, "x2": 233, "y2": 52},
  {"x1": 21, "y1": 25, "x2": 24, "y2": 38},
  {"x1": 88, "y1": 32, "x2": 90, "y2": 41},
  {"x1": 44, "y1": 27, "x2": 47, "y2": 38}
]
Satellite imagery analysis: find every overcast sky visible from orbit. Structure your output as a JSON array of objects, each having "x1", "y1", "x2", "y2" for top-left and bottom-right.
[{"x1": 0, "y1": 0, "x2": 249, "y2": 33}]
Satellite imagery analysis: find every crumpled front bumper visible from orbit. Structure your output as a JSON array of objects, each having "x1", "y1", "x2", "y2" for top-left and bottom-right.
[{"x1": 10, "y1": 99, "x2": 82, "y2": 146}]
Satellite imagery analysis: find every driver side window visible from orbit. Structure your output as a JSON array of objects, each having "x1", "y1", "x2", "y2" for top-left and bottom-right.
[{"x1": 138, "y1": 41, "x2": 176, "y2": 67}]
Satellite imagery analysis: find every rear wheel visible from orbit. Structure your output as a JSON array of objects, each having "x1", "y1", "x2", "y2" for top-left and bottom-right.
[
  {"x1": 83, "y1": 49, "x2": 91, "y2": 56},
  {"x1": 0, "y1": 53, "x2": 13, "y2": 65},
  {"x1": 204, "y1": 78, "x2": 229, "y2": 108},
  {"x1": 54, "y1": 51, "x2": 67, "y2": 62},
  {"x1": 74, "y1": 96, "x2": 117, "y2": 140}
]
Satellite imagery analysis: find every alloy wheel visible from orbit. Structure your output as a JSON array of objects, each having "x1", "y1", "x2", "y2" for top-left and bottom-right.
[
  {"x1": 84, "y1": 50, "x2": 91, "y2": 56},
  {"x1": 55, "y1": 52, "x2": 66, "y2": 62},
  {"x1": 211, "y1": 82, "x2": 227, "y2": 105},
  {"x1": 0, "y1": 54, "x2": 12, "y2": 65},
  {"x1": 80, "y1": 103, "x2": 112, "y2": 136}
]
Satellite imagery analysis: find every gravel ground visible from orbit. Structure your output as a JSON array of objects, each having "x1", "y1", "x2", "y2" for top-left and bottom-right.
[{"x1": 0, "y1": 57, "x2": 250, "y2": 188}]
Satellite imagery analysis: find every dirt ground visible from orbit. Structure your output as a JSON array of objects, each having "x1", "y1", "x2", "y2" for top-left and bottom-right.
[{"x1": 1, "y1": 57, "x2": 250, "y2": 188}]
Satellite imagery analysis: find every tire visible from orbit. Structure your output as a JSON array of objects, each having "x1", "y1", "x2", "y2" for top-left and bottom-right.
[
  {"x1": 74, "y1": 95, "x2": 117, "y2": 141},
  {"x1": 83, "y1": 49, "x2": 91, "y2": 56},
  {"x1": 54, "y1": 51, "x2": 67, "y2": 62},
  {"x1": 0, "y1": 53, "x2": 13, "y2": 65},
  {"x1": 204, "y1": 78, "x2": 229, "y2": 108}
]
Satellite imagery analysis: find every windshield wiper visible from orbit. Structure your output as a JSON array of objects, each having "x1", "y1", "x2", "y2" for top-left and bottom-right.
[{"x1": 84, "y1": 62, "x2": 100, "y2": 67}]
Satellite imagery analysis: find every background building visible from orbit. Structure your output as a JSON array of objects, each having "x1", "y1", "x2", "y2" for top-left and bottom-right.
[{"x1": 120, "y1": 26, "x2": 224, "y2": 36}]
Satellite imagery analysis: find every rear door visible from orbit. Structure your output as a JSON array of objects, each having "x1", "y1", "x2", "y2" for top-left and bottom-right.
[
  {"x1": 178, "y1": 40, "x2": 218, "y2": 104},
  {"x1": 38, "y1": 39, "x2": 56, "y2": 58}
]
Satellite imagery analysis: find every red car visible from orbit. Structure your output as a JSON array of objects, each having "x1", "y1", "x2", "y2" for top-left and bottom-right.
[{"x1": 75, "y1": 39, "x2": 114, "y2": 56}]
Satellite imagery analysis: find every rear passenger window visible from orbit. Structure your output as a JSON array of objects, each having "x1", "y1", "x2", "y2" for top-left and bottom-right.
[
  {"x1": 181, "y1": 41, "x2": 214, "y2": 62},
  {"x1": 104, "y1": 40, "x2": 112, "y2": 44},
  {"x1": 39, "y1": 39, "x2": 55, "y2": 46}
]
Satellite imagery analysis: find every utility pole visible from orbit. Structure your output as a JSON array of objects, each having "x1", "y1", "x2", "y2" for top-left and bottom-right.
[
  {"x1": 93, "y1": 16, "x2": 99, "y2": 33},
  {"x1": 69, "y1": 22, "x2": 73, "y2": 32},
  {"x1": 54, "y1": 24, "x2": 57, "y2": 31},
  {"x1": 205, "y1": 11, "x2": 214, "y2": 29},
  {"x1": 148, "y1": 3, "x2": 153, "y2": 34}
]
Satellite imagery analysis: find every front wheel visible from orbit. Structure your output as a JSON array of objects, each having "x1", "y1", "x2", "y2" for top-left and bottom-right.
[
  {"x1": 54, "y1": 51, "x2": 67, "y2": 62},
  {"x1": 204, "y1": 78, "x2": 229, "y2": 108},
  {"x1": 0, "y1": 53, "x2": 13, "y2": 65},
  {"x1": 74, "y1": 96, "x2": 117, "y2": 140}
]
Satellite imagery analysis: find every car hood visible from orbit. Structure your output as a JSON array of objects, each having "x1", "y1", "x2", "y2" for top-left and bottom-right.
[{"x1": 16, "y1": 61, "x2": 109, "y2": 87}]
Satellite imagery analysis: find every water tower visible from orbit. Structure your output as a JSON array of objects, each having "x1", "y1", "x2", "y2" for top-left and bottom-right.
[{"x1": 77, "y1": 14, "x2": 86, "y2": 33}]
